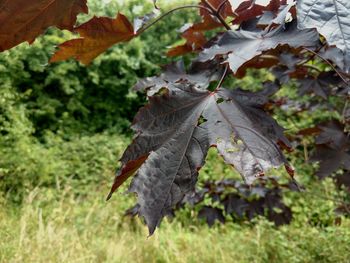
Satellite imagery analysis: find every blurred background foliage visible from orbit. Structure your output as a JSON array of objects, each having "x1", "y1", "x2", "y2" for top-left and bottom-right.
[{"x1": 0, "y1": 0, "x2": 349, "y2": 262}]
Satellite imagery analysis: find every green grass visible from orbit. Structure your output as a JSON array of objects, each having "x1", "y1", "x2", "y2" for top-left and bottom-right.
[
  {"x1": 1, "y1": 132, "x2": 350, "y2": 263},
  {"x1": 1, "y1": 186, "x2": 350, "y2": 263}
]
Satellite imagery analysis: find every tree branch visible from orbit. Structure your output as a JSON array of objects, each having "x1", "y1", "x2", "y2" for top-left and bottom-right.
[{"x1": 136, "y1": 5, "x2": 214, "y2": 36}]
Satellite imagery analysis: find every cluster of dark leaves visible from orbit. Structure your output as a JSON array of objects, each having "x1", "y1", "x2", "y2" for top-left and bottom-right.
[
  {"x1": 293, "y1": 120, "x2": 350, "y2": 215},
  {"x1": 126, "y1": 177, "x2": 297, "y2": 227},
  {"x1": 110, "y1": 0, "x2": 350, "y2": 234}
]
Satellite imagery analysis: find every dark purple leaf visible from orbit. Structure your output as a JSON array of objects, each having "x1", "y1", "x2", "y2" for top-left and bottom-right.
[
  {"x1": 232, "y1": 0, "x2": 287, "y2": 25},
  {"x1": 311, "y1": 121, "x2": 350, "y2": 178},
  {"x1": 198, "y1": 206, "x2": 225, "y2": 226},
  {"x1": 223, "y1": 194, "x2": 249, "y2": 217},
  {"x1": 298, "y1": 73, "x2": 338, "y2": 99},
  {"x1": 199, "y1": 22, "x2": 319, "y2": 73},
  {"x1": 319, "y1": 46, "x2": 350, "y2": 73},
  {"x1": 108, "y1": 82, "x2": 291, "y2": 234},
  {"x1": 134, "y1": 60, "x2": 224, "y2": 96}
]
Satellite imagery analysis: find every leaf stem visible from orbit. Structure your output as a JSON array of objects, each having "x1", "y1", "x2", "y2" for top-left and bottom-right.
[
  {"x1": 297, "y1": 44, "x2": 325, "y2": 67},
  {"x1": 214, "y1": 64, "x2": 229, "y2": 91},
  {"x1": 201, "y1": 0, "x2": 232, "y2": 30},
  {"x1": 136, "y1": 5, "x2": 214, "y2": 36},
  {"x1": 303, "y1": 47, "x2": 349, "y2": 85}
]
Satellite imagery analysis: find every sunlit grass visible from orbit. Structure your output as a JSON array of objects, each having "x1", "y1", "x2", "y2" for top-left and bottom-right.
[{"x1": 1, "y1": 184, "x2": 350, "y2": 263}]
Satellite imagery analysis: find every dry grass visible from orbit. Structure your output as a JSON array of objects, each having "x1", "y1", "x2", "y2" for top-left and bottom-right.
[{"x1": 1, "y1": 186, "x2": 350, "y2": 263}]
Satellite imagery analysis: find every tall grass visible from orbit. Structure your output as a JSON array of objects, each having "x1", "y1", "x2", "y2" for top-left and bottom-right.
[{"x1": 1, "y1": 185, "x2": 350, "y2": 263}]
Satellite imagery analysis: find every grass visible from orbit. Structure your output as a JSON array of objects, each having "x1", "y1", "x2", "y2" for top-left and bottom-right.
[
  {"x1": 1, "y1": 182, "x2": 350, "y2": 263},
  {"x1": 0, "y1": 134, "x2": 350, "y2": 263}
]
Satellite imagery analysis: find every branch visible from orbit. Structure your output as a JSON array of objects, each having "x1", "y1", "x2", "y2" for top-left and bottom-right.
[{"x1": 136, "y1": 5, "x2": 214, "y2": 35}]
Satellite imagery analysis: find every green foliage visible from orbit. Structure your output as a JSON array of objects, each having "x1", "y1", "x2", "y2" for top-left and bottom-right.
[{"x1": 0, "y1": 131, "x2": 128, "y2": 202}]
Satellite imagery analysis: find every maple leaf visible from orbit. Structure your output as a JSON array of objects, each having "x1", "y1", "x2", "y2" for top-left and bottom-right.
[
  {"x1": 232, "y1": 0, "x2": 287, "y2": 25},
  {"x1": 198, "y1": 206, "x2": 225, "y2": 226},
  {"x1": 336, "y1": 172, "x2": 350, "y2": 191},
  {"x1": 167, "y1": 25, "x2": 207, "y2": 57},
  {"x1": 297, "y1": 0, "x2": 350, "y2": 73},
  {"x1": 168, "y1": 0, "x2": 234, "y2": 57},
  {"x1": 319, "y1": 46, "x2": 350, "y2": 74},
  {"x1": 194, "y1": 0, "x2": 234, "y2": 31},
  {"x1": 134, "y1": 60, "x2": 224, "y2": 96},
  {"x1": 311, "y1": 121, "x2": 350, "y2": 179},
  {"x1": 0, "y1": 0, "x2": 88, "y2": 51},
  {"x1": 107, "y1": 81, "x2": 291, "y2": 234},
  {"x1": 50, "y1": 13, "x2": 134, "y2": 65},
  {"x1": 298, "y1": 72, "x2": 342, "y2": 99},
  {"x1": 199, "y1": 22, "x2": 319, "y2": 73}
]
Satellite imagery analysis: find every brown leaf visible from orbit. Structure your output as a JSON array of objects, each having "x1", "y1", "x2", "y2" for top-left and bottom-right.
[
  {"x1": 51, "y1": 13, "x2": 135, "y2": 64},
  {"x1": 167, "y1": 26, "x2": 207, "y2": 57},
  {"x1": 167, "y1": 0, "x2": 234, "y2": 57},
  {"x1": 0, "y1": 0, "x2": 88, "y2": 51}
]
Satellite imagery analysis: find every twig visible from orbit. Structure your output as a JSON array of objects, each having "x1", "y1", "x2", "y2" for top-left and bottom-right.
[
  {"x1": 296, "y1": 44, "x2": 326, "y2": 66},
  {"x1": 303, "y1": 47, "x2": 349, "y2": 85},
  {"x1": 214, "y1": 64, "x2": 229, "y2": 91},
  {"x1": 137, "y1": 5, "x2": 214, "y2": 35}
]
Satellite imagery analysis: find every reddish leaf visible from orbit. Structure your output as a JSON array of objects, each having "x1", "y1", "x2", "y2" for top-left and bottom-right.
[
  {"x1": 232, "y1": 0, "x2": 286, "y2": 25},
  {"x1": 0, "y1": 0, "x2": 88, "y2": 51},
  {"x1": 51, "y1": 13, "x2": 135, "y2": 64},
  {"x1": 195, "y1": 0, "x2": 234, "y2": 31},
  {"x1": 168, "y1": 0, "x2": 234, "y2": 57},
  {"x1": 167, "y1": 25, "x2": 207, "y2": 57}
]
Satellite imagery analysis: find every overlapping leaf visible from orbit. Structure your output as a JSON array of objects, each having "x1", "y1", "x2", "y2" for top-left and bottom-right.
[
  {"x1": 297, "y1": 0, "x2": 350, "y2": 73},
  {"x1": 167, "y1": 0, "x2": 234, "y2": 57},
  {"x1": 51, "y1": 13, "x2": 134, "y2": 64},
  {"x1": 125, "y1": 178, "x2": 294, "y2": 227},
  {"x1": 298, "y1": 72, "x2": 342, "y2": 99},
  {"x1": 319, "y1": 46, "x2": 350, "y2": 74},
  {"x1": 0, "y1": 0, "x2": 88, "y2": 51},
  {"x1": 196, "y1": 0, "x2": 234, "y2": 31},
  {"x1": 133, "y1": 60, "x2": 224, "y2": 96},
  {"x1": 311, "y1": 121, "x2": 350, "y2": 179},
  {"x1": 198, "y1": 206, "x2": 225, "y2": 226},
  {"x1": 108, "y1": 80, "x2": 291, "y2": 234},
  {"x1": 167, "y1": 25, "x2": 207, "y2": 57},
  {"x1": 231, "y1": 0, "x2": 288, "y2": 25},
  {"x1": 199, "y1": 22, "x2": 319, "y2": 73}
]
